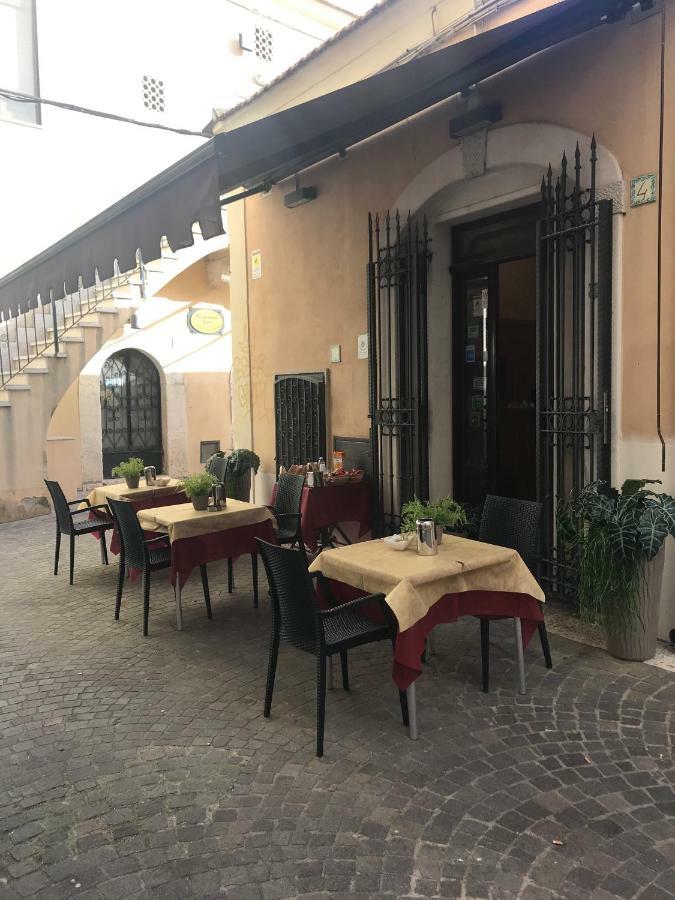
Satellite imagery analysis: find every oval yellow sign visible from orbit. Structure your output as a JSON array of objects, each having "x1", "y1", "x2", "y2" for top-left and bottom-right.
[{"x1": 187, "y1": 308, "x2": 225, "y2": 335}]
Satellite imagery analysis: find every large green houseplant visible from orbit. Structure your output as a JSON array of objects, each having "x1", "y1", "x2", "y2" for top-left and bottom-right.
[{"x1": 558, "y1": 479, "x2": 674, "y2": 660}]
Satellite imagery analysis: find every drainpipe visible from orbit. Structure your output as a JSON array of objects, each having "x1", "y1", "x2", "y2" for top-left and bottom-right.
[{"x1": 656, "y1": 2, "x2": 666, "y2": 471}]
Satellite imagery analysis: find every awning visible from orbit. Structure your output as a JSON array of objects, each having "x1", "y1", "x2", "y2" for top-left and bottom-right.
[{"x1": 0, "y1": 0, "x2": 631, "y2": 315}]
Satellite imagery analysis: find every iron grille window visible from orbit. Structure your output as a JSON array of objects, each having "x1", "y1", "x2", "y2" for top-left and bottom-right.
[
  {"x1": 274, "y1": 373, "x2": 326, "y2": 471},
  {"x1": 142, "y1": 75, "x2": 165, "y2": 112},
  {"x1": 254, "y1": 26, "x2": 273, "y2": 62}
]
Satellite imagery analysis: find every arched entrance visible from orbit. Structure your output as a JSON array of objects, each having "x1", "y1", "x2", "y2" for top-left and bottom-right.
[{"x1": 100, "y1": 350, "x2": 163, "y2": 477}]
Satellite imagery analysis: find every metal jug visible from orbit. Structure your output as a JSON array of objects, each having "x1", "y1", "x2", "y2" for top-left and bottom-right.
[
  {"x1": 144, "y1": 466, "x2": 157, "y2": 486},
  {"x1": 416, "y1": 518, "x2": 438, "y2": 556}
]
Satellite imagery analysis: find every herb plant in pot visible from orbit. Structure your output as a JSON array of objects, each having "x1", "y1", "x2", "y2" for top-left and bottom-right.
[
  {"x1": 401, "y1": 496, "x2": 467, "y2": 544},
  {"x1": 183, "y1": 472, "x2": 218, "y2": 511},
  {"x1": 558, "y1": 479, "x2": 675, "y2": 661},
  {"x1": 112, "y1": 457, "x2": 145, "y2": 490}
]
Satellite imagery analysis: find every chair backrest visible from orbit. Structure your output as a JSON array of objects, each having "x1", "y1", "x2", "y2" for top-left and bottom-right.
[
  {"x1": 273, "y1": 474, "x2": 305, "y2": 517},
  {"x1": 108, "y1": 498, "x2": 148, "y2": 568},
  {"x1": 478, "y1": 495, "x2": 542, "y2": 571},
  {"x1": 44, "y1": 479, "x2": 74, "y2": 533},
  {"x1": 257, "y1": 540, "x2": 320, "y2": 651},
  {"x1": 208, "y1": 455, "x2": 229, "y2": 484}
]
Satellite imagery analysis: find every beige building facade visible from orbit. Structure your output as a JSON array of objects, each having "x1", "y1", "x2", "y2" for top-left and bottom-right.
[{"x1": 214, "y1": 0, "x2": 675, "y2": 636}]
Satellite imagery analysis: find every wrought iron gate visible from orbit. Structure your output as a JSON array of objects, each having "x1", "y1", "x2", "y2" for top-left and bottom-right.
[
  {"x1": 368, "y1": 211, "x2": 431, "y2": 536},
  {"x1": 274, "y1": 372, "x2": 326, "y2": 471},
  {"x1": 536, "y1": 138, "x2": 613, "y2": 597},
  {"x1": 100, "y1": 350, "x2": 163, "y2": 477}
]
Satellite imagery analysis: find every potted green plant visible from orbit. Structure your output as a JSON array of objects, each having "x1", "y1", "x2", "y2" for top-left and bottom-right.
[
  {"x1": 182, "y1": 472, "x2": 218, "y2": 511},
  {"x1": 111, "y1": 457, "x2": 145, "y2": 490},
  {"x1": 558, "y1": 478, "x2": 675, "y2": 661},
  {"x1": 401, "y1": 496, "x2": 467, "y2": 543},
  {"x1": 221, "y1": 449, "x2": 261, "y2": 502}
]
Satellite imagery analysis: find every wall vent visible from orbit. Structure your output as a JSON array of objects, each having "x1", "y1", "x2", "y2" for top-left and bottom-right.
[
  {"x1": 142, "y1": 75, "x2": 165, "y2": 112},
  {"x1": 254, "y1": 26, "x2": 273, "y2": 62}
]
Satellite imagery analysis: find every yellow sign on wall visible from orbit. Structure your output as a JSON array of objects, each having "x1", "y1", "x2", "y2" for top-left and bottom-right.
[
  {"x1": 187, "y1": 307, "x2": 225, "y2": 335},
  {"x1": 251, "y1": 249, "x2": 262, "y2": 280}
]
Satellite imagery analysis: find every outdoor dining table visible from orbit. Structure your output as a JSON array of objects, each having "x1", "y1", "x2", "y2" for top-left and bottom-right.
[
  {"x1": 84, "y1": 478, "x2": 187, "y2": 554},
  {"x1": 308, "y1": 534, "x2": 545, "y2": 740},
  {"x1": 271, "y1": 481, "x2": 371, "y2": 551},
  {"x1": 137, "y1": 499, "x2": 276, "y2": 630}
]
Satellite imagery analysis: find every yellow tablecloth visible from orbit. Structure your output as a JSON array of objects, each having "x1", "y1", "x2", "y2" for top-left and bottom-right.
[
  {"x1": 86, "y1": 478, "x2": 184, "y2": 508},
  {"x1": 137, "y1": 499, "x2": 276, "y2": 543},
  {"x1": 308, "y1": 536, "x2": 544, "y2": 632}
]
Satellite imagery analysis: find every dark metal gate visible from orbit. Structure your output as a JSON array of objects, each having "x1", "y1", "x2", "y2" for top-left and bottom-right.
[
  {"x1": 274, "y1": 372, "x2": 326, "y2": 471},
  {"x1": 100, "y1": 350, "x2": 163, "y2": 477},
  {"x1": 537, "y1": 138, "x2": 613, "y2": 598},
  {"x1": 368, "y1": 211, "x2": 431, "y2": 536}
]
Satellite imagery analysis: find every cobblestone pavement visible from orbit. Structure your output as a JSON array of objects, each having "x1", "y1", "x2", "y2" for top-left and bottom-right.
[{"x1": 0, "y1": 514, "x2": 674, "y2": 900}]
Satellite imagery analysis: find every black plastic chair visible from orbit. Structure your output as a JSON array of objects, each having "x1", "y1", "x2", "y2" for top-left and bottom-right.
[
  {"x1": 45, "y1": 479, "x2": 113, "y2": 585},
  {"x1": 477, "y1": 495, "x2": 553, "y2": 692},
  {"x1": 257, "y1": 539, "x2": 408, "y2": 757},
  {"x1": 227, "y1": 472, "x2": 306, "y2": 608},
  {"x1": 109, "y1": 498, "x2": 212, "y2": 636}
]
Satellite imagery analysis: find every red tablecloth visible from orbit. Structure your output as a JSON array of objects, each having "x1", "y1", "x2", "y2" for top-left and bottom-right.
[
  {"x1": 322, "y1": 579, "x2": 544, "y2": 690},
  {"x1": 271, "y1": 482, "x2": 371, "y2": 551},
  {"x1": 90, "y1": 491, "x2": 187, "y2": 554},
  {"x1": 170, "y1": 519, "x2": 276, "y2": 588}
]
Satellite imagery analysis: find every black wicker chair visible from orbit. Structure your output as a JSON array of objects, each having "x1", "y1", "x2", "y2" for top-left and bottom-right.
[
  {"x1": 45, "y1": 479, "x2": 113, "y2": 585},
  {"x1": 477, "y1": 495, "x2": 553, "y2": 692},
  {"x1": 109, "y1": 498, "x2": 212, "y2": 636},
  {"x1": 257, "y1": 539, "x2": 408, "y2": 757}
]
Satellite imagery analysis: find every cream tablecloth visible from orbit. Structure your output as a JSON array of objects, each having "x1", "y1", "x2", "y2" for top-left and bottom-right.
[
  {"x1": 308, "y1": 535, "x2": 544, "y2": 632},
  {"x1": 137, "y1": 499, "x2": 276, "y2": 543},
  {"x1": 86, "y1": 478, "x2": 184, "y2": 508}
]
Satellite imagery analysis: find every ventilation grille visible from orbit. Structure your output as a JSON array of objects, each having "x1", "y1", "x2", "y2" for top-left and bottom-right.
[
  {"x1": 255, "y1": 26, "x2": 273, "y2": 62},
  {"x1": 142, "y1": 75, "x2": 165, "y2": 112}
]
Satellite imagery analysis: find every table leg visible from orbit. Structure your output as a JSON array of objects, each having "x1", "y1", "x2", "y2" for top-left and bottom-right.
[
  {"x1": 406, "y1": 682, "x2": 418, "y2": 740},
  {"x1": 513, "y1": 617, "x2": 526, "y2": 694},
  {"x1": 328, "y1": 655, "x2": 334, "y2": 690},
  {"x1": 175, "y1": 580, "x2": 183, "y2": 632}
]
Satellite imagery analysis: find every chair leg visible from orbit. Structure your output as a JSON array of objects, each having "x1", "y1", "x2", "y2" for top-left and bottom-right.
[
  {"x1": 142, "y1": 569, "x2": 151, "y2": 637},
  {"x1": 115, "y1": 551, "x2": 125, "y2": 620},
  {"x1": 340, "y1": 650, "x2": 349, "y2": 691},
  {"x1": 251, "y1": 554, "x2": 259, "y2": 609},
  {"x1": 200, "y1": 564, "x2": 212, "y2": 619},
  {"x1": 227, "y1": 558, "x2": 234, "y2": 593},
  {"x1": 54, "y1": 528, "x2": 61, "y2": 575},
  {"x1": 69, "y1": 534, "x2": 75, "y2": 585},
  {"x1": 100, "y1": 533, "x2": 109, "y2": 566},
  {"x1": 480, "y1": 618, "x2": 490, "y2": 693},
  {"x1": 399, "y1": 690, "x2": 410, "y2": 727},
  {"x1": 317, "y1": 654, "x2": 327, "y2": 758},
  {"x1": 538, "y1": 622, "x2": 553, "y2": 669},
  {"x1": 264, "y1": 626, "x2": 280, "y2": 718}
]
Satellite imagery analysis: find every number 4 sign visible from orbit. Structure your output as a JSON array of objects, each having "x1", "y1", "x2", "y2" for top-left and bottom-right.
[{"x1": 630, "y1": 174, "x2": 657, "y2": 207}]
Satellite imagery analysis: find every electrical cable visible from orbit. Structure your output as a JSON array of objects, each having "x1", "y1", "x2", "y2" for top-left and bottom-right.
[{"x1": 0, "y1": 87, "x2": 208, "y2": 138}]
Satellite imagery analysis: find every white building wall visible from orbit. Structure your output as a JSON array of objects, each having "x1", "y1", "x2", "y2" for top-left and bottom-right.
[{"x1": 0, "y1": 0, "x2": 336, "y2": 276}]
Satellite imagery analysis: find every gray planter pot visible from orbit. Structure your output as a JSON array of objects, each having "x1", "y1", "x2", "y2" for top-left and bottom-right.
[
  {"x1": 227, "y1": 468, "x2": 252, "y2": 502},
  {"x1": 606, "y1": 547, "x2": 665, "y2": 662},
  {"x1": 191, "y1": 494, "x2": 209, "y2": 511},
  {"x1": 125, "y1": 475, "x2": 140, "y2": 489}
]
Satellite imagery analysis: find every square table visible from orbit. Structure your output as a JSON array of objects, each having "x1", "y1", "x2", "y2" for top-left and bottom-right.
[
  {"x1": 309, "y1": 535, "x2": 545, "y2": 739},
  {"x1": 137, "y1": 500, "x2": 277, "y2": 629}
]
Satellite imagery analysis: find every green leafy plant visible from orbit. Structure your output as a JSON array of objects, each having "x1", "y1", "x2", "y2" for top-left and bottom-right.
[
  {"x1": 558, "y1": 479, "x2": 675, "y2": 634},
  {"x1": 182, "y1": 471, "x2": 218, "y2": 499},
  {"x1": 401, "y1": 496, "x2": 467, "y2": 534},
  {"x1": 111, "y1": 457, "x2": 145, "y2": 479}
]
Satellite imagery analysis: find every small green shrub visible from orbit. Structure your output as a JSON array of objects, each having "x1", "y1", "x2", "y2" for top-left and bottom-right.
[
  {"x1": 111, "y1": 457, "x2": 145, "y2": 479},
  {"x1": 182, "y1": 472, "x2": 218, "y2": 499},
  {"x1": 401, "y1": 496, "x2": 467, "y2": 534}
]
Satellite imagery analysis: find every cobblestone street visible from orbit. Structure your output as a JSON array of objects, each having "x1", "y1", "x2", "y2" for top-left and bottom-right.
[{"x1": 0, "y1": 514, "x2": 674, "y2": 899}]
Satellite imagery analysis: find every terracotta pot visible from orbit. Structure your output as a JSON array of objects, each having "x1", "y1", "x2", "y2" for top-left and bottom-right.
[
  {"x1": 191, "y1": 494, "x2": 209, "y2": 511},
  {"x1": 606, "y1": 547, "x2": 665, "y2": 662},
  {"x1": 125, "y1": 475, "x2": 140, "y2": 489}
]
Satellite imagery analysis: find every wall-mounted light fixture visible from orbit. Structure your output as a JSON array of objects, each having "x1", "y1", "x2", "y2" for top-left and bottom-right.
[
  {"x1": 284, "y1": 174, "x2": 317, "y2": 209},
  {"x1": 449, "y1": 102, "x2": 502, "y2": 138}
]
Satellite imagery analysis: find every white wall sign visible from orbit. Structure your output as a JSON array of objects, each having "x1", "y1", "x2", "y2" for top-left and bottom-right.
[
  {"x1": 330, "y1": 344, "x2": 341, "y2": 363},
  {"x1": 251, "y1": 249, "x2": 262, "y2": 279},
  {"x1": 357, "y1": 333, "x2": 369, "y2": 359}
]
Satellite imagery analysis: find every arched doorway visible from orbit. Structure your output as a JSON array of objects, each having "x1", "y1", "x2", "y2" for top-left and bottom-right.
[{"x1": 100, "y1": 350, "x2": 163, "y2": 477}]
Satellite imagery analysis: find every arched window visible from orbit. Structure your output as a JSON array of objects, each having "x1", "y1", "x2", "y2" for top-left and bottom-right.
[{"x1": 100, "y1": 350, "x2": 162, "y2": 477}]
